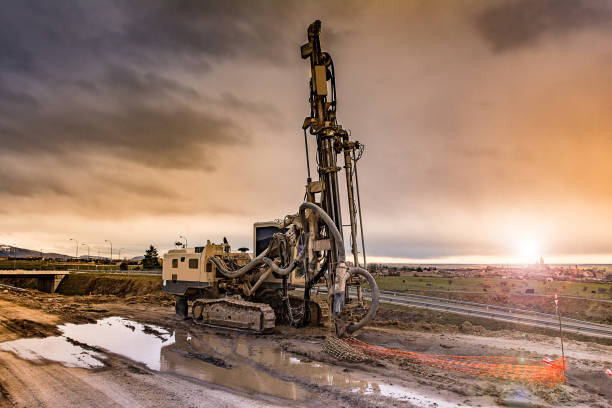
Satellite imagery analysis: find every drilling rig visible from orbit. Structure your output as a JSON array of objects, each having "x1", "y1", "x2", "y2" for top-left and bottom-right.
[{"x1": 162, "y1": 20, "x2": 379, "y2": 336}]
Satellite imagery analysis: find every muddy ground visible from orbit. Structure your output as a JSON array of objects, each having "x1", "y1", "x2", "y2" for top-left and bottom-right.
[{"x1": 0, "y1": 280, "x2": 610, "y2": 407}]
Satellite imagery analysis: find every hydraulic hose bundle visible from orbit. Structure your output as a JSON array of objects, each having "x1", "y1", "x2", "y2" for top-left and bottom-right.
[{"x1": 209, "y1": 201, "x2": 379, "y2": 336}]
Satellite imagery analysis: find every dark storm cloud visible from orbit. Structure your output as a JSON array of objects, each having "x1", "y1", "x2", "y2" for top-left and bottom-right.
[
  {"x1": 475, "y1": 0, "x2": 612, "y2": 52},
  {"x1": 0, "y1": 0, "x2": 305, "y2": 221},
  {"x1": 0, "y1": 158, "x2": 170, "y2": 200},
  {"x1": 82, "y1": 66, "x2": 201, "y2": 99},
  {"x1": 0, "y1": 1, "x2": 294, "y2": 173},
  {"x1": 0, "y1": 66, "x2": 253, "y2": 168},
  {"x1": 0, "y1": 100, "x2": 247, "y2": 170},
  {"x1": 0, "y1": 168, "x2": 71, "y2": 198},
  {"x1": 117, "y1": 0, "x2": 297, "y2": 65},
  {"x1": 0, "y1": 81, "x2": 40, "y2": 110},
  {"x1": 0, "y1": 0, "x2": 300, "y2": 79},
  {"x1": 6, "y1": 0, "x2": 612, "y2": 260}
]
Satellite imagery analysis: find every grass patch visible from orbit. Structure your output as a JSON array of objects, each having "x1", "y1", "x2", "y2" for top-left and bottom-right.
[{"x1": 375, "y1": 276, "x2": 612, "y2": 299}]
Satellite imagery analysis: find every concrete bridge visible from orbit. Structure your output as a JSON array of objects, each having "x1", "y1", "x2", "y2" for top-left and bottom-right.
[{"x1": 0, "y1": 270, "x2": 67, "y2": 293}]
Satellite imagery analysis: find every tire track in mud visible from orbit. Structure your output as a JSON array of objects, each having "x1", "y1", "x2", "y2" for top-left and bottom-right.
[
  {"x1": 0, "y1": 382, "x2": 15, "y2": 408},
  {"x1": 183, "y1": 325, "x2": 412, "y2": 408},
  {"x1": 0, "y1": 318, "x2": 61, "y2": 340}
]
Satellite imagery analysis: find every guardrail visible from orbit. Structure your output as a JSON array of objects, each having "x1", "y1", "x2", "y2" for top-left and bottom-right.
[
  {"x1": 371, "y1": 289, "x2": 612, "y2": 329},
  {"x1": 373, "y1": 293, "x2": 612, "y2": 338},
  {"x1": 69, "y1": 269, "x2": 162, "y2": 276},
  {"x1": 301, "y1": 286, "x2": 612, "y2": 338}
]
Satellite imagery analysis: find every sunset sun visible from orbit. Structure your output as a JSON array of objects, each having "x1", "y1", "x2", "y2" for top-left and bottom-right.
[{"x1": 516, "y1": 237, "x2": 540, "y2": 264}]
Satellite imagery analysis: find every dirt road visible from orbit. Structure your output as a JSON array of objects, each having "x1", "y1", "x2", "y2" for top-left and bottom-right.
[
  {"x1": 0, "y1": 288, "x2": 610, "y2": 407},
  {"x1": 0, "y1": 298, "x2": 293, "y2": 408}
]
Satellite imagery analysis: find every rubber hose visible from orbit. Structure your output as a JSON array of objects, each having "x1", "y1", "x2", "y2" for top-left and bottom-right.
[
  {"x1": 345, "y1": 266, "x2": 379, "y2": 334},
  {"x1": 214, "y1": 202, "x2": 341, "y2": 279},
  {"x1": 298, "y1": 202, "x2": 345, "y2": 263},
  {"x1": 261, "y1": 256, "x2": 299, "y2": 276},
  {"x1": 210, "y1": 247, "x2": 270, "y2": 278}
]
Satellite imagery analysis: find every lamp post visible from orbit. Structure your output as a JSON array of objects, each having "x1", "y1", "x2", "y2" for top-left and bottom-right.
[
  {"x1": 105, "y1": 240, "x2": 113, "y2": 262},
  {"x1": 81, "y1": 243, "x2": 90, "y2": 261},
  {"x1": 69, "y1": 238, "x2": 79, "y2": 261},
  {"x1": 179, "y1": 235, "x2": 188, "y2": 248}
]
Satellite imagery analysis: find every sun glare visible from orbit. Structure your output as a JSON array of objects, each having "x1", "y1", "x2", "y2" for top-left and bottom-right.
[{"x1": 516, "y1": 237, "x2": 540, "y2": 264}]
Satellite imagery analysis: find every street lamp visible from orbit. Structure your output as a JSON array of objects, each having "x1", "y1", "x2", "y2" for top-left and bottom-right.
[
  {"x1": 81, "y1": 243, "x2": 90, "y2": 260},
  {"x1": 179, "y1": 235, "x2": 188, "y2": 248},
  {"x1": 69, "y1": 238, "x2": 79, "y2": 260},
  {"x1": 105, "y1": 240, "x2": 113, "y2": 261}
]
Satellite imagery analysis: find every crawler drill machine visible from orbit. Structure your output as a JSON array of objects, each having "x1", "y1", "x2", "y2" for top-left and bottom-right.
[{"x1": 162, "y1": 20, "x2": 379, "y2": 336}]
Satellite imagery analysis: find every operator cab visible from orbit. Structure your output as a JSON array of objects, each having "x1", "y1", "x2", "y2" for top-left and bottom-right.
[{"x1": 253, "y1": 221, "x2": 287, "y2": 256}]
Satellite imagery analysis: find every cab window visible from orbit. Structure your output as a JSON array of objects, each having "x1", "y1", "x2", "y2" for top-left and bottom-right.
[
  {"x1": 172, "y1": 259, "x2": 178, "y2": 268},
  {"x1": 189, "y1": 259, "x2": 198, "y2": 269}
]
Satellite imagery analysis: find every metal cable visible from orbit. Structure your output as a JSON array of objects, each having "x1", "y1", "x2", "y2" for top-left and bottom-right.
[{"x1": 303, "y1": 128, "x2": 311, "y2": 180}]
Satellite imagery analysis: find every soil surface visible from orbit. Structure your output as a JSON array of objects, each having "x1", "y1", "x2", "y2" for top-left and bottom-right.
[{"x1": 0, "y1": 282, "x2": 610, "y2": 407}]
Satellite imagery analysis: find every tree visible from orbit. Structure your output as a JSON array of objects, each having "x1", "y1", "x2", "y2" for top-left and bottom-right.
[{"x1": 143, "y1": 245, "x2": 160, "y2": 269}]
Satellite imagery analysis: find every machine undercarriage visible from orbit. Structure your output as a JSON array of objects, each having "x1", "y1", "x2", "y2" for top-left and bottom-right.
[{"x1": 162, "y1": 20, "x2": 379, "y2": 337}]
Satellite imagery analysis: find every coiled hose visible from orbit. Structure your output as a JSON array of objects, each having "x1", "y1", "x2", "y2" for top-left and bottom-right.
[{"x1": 297, "y1": 202, "x2": 379, "y2": 335}]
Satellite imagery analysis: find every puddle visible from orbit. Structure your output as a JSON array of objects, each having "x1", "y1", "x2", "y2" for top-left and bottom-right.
[
  {"x1": 0, "y1": 317, "x2": 458, "y2": 406},
  {"x1": 60, "y1": 317, "x2": 174, "y2": 370},
  {"x1": 160, "y1": 329, "x2": 312, "y2": 400},
  {"x1": 0, "y1": 335, "x2": 106, "y2": 368},
  {"x1": 161, "y1": 329, "x2": 460, "y2": 406},
  {"x1": 0, "y1": 317, "x2": 174, "y2": 370},
  {"x1": 245, "y1": 341, "x2": 459, "y2": 407}
]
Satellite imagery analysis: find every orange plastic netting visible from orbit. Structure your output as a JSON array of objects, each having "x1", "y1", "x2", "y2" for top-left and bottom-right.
[{"x1": 343, "y1": 338, "x2": 566, "y2": 385}]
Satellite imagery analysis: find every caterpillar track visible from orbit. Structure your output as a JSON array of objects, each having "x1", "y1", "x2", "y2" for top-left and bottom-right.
[
  {"x1": 311, "y1": 297, "x2": 330, "y2": 325},
  {"x1": 192, "y1": 298, "x2": 276, "y2": 333},
  {"x1": 190, "y1": 295, "x2": 329, "y2": 333}
]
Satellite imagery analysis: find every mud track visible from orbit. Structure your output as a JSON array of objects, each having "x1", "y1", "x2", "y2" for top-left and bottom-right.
[{"x1": 0, "y1": 287, "x2": 610, "y2": 407}]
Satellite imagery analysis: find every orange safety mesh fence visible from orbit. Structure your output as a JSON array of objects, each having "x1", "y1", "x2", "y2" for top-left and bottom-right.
[{"x1": 343, "y1": 338, "x2": 566, "y2": 385}]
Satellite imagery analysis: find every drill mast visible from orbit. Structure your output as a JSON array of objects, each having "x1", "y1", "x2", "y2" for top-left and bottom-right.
[{"x1": 301, "y1": 20, "x2": 366, "y2": 276}]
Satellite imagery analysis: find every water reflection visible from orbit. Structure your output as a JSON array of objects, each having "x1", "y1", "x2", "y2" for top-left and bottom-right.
[{"x1": 0, "y1": 316, "x2": 174, "y2": 370}]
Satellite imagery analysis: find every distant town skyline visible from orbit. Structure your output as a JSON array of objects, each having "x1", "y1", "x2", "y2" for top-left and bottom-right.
[{"x1": 2, "y1": 1, "x2": 612, "y2": 263}]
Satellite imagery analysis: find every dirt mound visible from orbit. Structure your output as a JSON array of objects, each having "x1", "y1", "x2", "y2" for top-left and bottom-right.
[
  {"x1": 459, "y1": 321, "x2": 485, "y2": 334},
  {"x1": 56, "y1": 274, "x2": 163, "y2": 297},
  {"x1": 0, "y1": 278, "x2": 39, "y2": 290}
]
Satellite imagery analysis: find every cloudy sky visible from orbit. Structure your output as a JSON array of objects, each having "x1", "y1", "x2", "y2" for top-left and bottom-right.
[{"x1": 1, "y1": 0, "x2": 612, "y2": 263}]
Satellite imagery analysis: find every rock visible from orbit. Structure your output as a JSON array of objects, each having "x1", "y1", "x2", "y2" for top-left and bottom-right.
[
  {"x1": 500, "y1": 389, "x2": 537, "y2": 407},
  {"x1": 459, "y1": 321, "x2": 473, "y2": 333}
]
